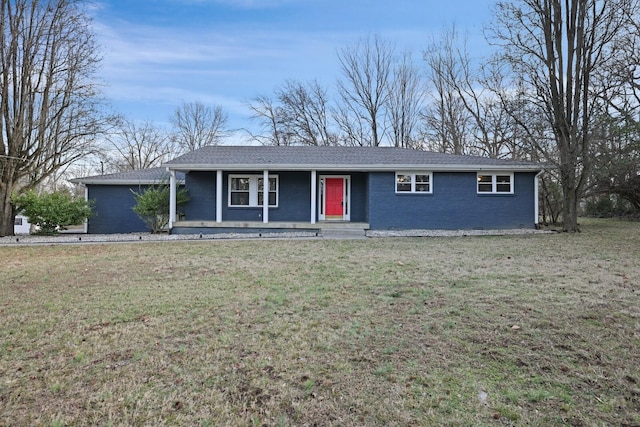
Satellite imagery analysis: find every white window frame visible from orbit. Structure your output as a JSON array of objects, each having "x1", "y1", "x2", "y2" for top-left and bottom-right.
[
  {"x1": 395, "y1": 172, "x2": 433, "y2": 194},
  {"x1": 477, "y1": 172, "x2": 514, "y2": 194},
  {"x1": 228, "y1": 174, "x2": 279, "y2": 207}
]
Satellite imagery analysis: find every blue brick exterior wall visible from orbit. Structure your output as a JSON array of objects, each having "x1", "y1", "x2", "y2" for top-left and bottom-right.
[
  {"x1": 181, "y1": 170, "x2": 538, "y2": 229},
  {"x1": 350, "y1": 173, "x2": 368, "y2": 222},
  {"x1": 221, "y1": 171, "x2": 312, "y2": 222},
  {"x1": 87, "y1": 185, "x2": 149, "y2": 233},
  {"x1": 368, "y1": 172, "x2": 537, "y2": 230},
  {"x1": 183, "y1": 171, "x2": 217, "y2": 221}
]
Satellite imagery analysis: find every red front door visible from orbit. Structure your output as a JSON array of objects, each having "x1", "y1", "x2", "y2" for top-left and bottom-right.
[{"x1": 325, "y1": 178, "x2": 344, "y2": 218}]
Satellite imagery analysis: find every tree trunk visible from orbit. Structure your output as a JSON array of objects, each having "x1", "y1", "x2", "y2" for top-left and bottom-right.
[
  {"x1": 0, "y1": 182, "x2": 15, "y2": 237},
  {"x1": 560, "y1": 161, "x2": 580, "y2": 232}
]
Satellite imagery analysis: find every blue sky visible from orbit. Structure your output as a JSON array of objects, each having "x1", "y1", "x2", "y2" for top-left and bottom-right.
[{"x1": 90, "y1": 0, "x2": 495, "y2": 142}]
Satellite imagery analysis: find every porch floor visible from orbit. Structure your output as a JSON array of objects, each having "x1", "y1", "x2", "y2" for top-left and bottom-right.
[{"x1": 171, "y1": 220, "x2": 370, "y2": 236}]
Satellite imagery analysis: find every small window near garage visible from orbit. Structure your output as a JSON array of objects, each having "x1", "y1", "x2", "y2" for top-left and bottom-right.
[
  {"x1": 14, "y1": 217, "x2": 23, "y2": 226},
  {"x1": 477, "y1": 173, "x2": 513, "y2": 194},
  {"x1": 229, "y1": 175, "x2": 278, "y2": 207},
  {"x1": 395, "y1": 172, "x2": 432, "y2": 194}
]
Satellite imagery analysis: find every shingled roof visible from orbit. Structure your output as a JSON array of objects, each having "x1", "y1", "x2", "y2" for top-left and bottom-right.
[
  {"x1": 164, "y1": 145, "x2": 542, "y2": 172},
  {"x1": 71, "y1": 167, "x2": 185, "y2": 185}
]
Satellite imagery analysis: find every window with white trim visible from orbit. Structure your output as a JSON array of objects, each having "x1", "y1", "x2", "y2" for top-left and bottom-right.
[
  {"x1": 477, "y1": 173, "x2": 513, "y2": 194},
  {"x1": 395, "y1": 172, "x2": 433, "y2": 193},
  {"x1": 229, "y1": 175, "x2": 278, "y2": 207}
]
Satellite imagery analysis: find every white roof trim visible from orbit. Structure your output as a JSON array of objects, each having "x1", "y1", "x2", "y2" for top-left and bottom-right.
[
  {"x1": 165, "y1": 164, "x2": 542, "y2": 172},
  {"x1": 70, "y1": 179, "x2": 185, "y2": 185}
]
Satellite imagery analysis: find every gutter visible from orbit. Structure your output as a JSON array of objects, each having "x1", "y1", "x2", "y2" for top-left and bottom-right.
[
  {"x1": 164, "y1": 164, "x2": 543, "y2": 173},
  {"x1": 70, "y1": 178, "x2": 186, "y2": 186}
]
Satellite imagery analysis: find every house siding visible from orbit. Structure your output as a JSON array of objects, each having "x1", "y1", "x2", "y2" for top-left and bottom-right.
[
  {"x1": 368, "y1": 172, "x2": 536, "y2": 230},
  {"x1": 87, "y1": 185, "x2": 149, "y2": 233},
  {"x1": 183, "y1": 171, "x2": 217, "y2": 221}
]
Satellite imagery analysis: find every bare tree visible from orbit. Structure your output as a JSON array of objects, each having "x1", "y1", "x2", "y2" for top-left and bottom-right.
[
  {"x1": 101, "y1": 119, "x2": 175, "y2": 172},
  {"x1": 488, "y1": 0, "x2": 639, "y2": 232},
  {"x1": 170, "y1": 101, "x2": 228, "y2": 152},
  {"x1": 335, "y1": 35, "x2": 394, "y2": 146},
  {"x1": 587, "y1": 7, "x2": 640, "y2": 215},
  {"x1": 423, "y1": 26, "x2": 520, "y2": 158},
  {"x1": 247, "y1": 95, "x2": 293, "y2": 146},
  {"x1": 333, "y1": 102, "x2": 370, "y2": 147},
  {"x1": 277, "y1": 80, "x2": 336, "y2": 146},
  {"x1": 386, "y1": 52, "x2": 425, "y2": 148},
  {"x1": 0, "y1": 0, "x2": 106, "y2": 236},
  {"x1": 422, "y1": 28, "x2": 473, "y2": 154}
]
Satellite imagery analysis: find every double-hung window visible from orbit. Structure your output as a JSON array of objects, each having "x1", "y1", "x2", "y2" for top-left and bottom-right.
[
  {"x1": 395, "y1": 172, "x2": 433, "y2": 194},
  {"x1": 229, "y1": 175, "x2": 278, "y2": 207},
  {"x1": 258, "y1": 177, "x2": 277, "y2": 206},
  {"x1": 477, "y1": 173, "x2": 513, "y2": 194}
]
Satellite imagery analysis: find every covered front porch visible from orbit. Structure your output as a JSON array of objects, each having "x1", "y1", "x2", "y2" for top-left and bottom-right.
[{"x1": 167, "y1": 168, "x2": 369, "y2": 233}]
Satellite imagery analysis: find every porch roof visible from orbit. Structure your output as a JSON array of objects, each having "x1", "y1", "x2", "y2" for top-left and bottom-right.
[
  {"x1": 70, "y1": 167, "x2": 186, "y2": 185},
  {"x1": 164, "y1": 146, "x2": 543, "y2": 172}
]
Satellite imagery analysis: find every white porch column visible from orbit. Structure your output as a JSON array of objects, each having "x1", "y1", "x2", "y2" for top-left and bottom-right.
[
  {"x1": 534, "y1": 170, "x2": 543, "y2": 227},
  {"x1": 310, "y1": 170, "x2": 317, "y2": 224},
  {"x1": 216, "y1": 170, "x2": 223, "y2": 223},
  {"x1": 263, "y1": 170, "x2": 269, "y2": 223},
  {"x1": 169, "y1": 169, "x2": 176, "y2": 230},
  {"x1": 82, "y1": 185, "x2": 89, "y2": 233}
]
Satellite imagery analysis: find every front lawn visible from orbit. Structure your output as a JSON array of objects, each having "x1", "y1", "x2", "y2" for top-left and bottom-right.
[{"x1": 1, "y1": 219, "x2": 638, "y2": 426}]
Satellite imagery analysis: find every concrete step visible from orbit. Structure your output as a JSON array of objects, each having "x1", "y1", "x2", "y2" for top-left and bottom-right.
[{"x1": 320, "y1": 228, "x2": 367, "y2": 239}]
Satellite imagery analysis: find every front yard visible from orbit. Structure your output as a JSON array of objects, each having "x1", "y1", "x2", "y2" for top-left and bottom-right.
[{"x1": 1, "y1": 219, "x2": 638, "y2": 426}]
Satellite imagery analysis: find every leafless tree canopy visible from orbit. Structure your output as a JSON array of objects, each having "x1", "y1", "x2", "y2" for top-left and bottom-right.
[
  {"x1": 248, "y1": 95, "x2": 292, "y2": 146},
  {"x1": 386, "y1": 52, "x2": 424, "y2": 149},
  {"x1": 101, "y1": 118, "x2": 175, "y2": 173},
  {"x1": 277, "y1": 80, "x2": 335, "y2": 146},
  {"x1": 488, "y1": 0, "x2": 640, "y2": 231},
  {"x1": 0, "y1": 0, "x2": 106, "y2": 236},
  {"x1": 422, "y1": 28, "x2": 474, "y2": 155},
  {"x1": 249, "y1": 36, "x2": 424, "y2": 149},
  {"x1": 170, "y1": 101, "x2": 228, "y2": 152},
  {"x1": 335, "y1": 35, "x2": 394, "y2": 146},
  {"x1": 421, "y1": 27, "x2": 525, "y2": 159},
  {"x1": 248, "y1": 80, "x2": 335, "y2": 146}
]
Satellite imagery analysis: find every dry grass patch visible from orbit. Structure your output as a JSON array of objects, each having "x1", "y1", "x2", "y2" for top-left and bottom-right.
[{"x1": 1, "y1": 219, "x2": 639, "y2": 426}]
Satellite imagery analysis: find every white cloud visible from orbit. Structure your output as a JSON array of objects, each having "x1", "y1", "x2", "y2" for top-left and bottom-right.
[{"x1": 94, "y1": 17, "x2": 343, "y2": 95}]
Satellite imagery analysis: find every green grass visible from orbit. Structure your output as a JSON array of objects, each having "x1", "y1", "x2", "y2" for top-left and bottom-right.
[{"x1": 1, "y1": 218, "x2": 639, "y2": 426}]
